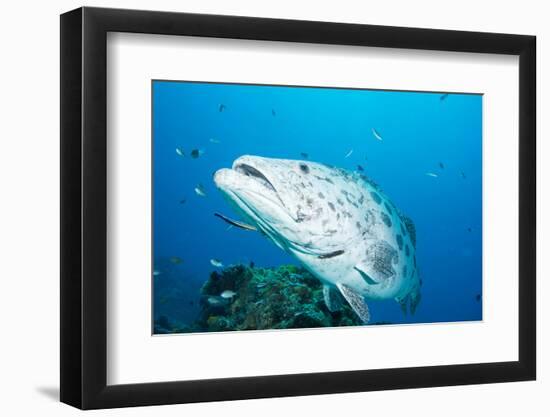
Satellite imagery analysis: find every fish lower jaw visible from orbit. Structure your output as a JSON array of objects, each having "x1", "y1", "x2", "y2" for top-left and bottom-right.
[
  {"x1": 239, "y1": 188, "x2": 283, "y2": 210},
  {"x1": 223, "y1": 191, "x2": 277, "y2": 235},
  {"x1": 215, "y1": 169, "x2": 283, "y2": 208}
]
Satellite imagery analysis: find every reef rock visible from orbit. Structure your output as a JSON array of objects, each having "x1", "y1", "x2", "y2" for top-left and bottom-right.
[{"x1": 193, "y1": 264, "x2": 363, "y2": 332}]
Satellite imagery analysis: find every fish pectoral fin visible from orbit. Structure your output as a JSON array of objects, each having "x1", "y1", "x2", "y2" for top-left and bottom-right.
[
  {"x1": 323, "y1": 285, "x2": 343, "y2": 312},
  {"x1": 336, "y1": 283, "x2": 370, "y2": 324},
  {"x1": 354, "y1": 265, "x2": 380, "y2": 285},
  {"x1": 356, "y1": 242, "x2": 398, "y2": 285}
]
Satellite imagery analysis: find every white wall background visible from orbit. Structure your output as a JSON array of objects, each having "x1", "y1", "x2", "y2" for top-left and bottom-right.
[{"x1": 0, "y1": 0, "x2": 545, "y2": 415}]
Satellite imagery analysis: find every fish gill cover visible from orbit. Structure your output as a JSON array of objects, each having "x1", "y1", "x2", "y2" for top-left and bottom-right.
[{"x1": 152, "y1": 80, "x2": 483, "y2": 334}]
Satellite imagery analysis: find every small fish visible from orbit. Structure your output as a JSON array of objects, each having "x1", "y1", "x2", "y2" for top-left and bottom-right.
[
  {"x1": 207, "y1": 296, "x2": 224, "y2": 306},
  {"x1": 214, "y1": 212, "x2": 257, "y2": 231},
  {"x1": 440, "y1": 93, "x2": 449, "y2": 101},
  {"x1": 195, "y1": 184, "x2": 207, "y2": 197},
  {"x1": 460, "y1": 171, "x2": 467, "y2": 179},
  {"x1": 219, "y1": 104, "x2": 226, "y2": 112},
  {"x1": 300, "y1": 152, "x2": 309, "y2": 159},
  {"x1": 272, "y1": 109, "x2": 276, "y2": 116},
  {"x1": 153, "y1": 270, "x2": 161, "y2": 276},
  {"x1": 467, "y1": 227, "x2": 472, "y2": 233},
  {"x1": 439, "y1": 162, "x2": 445, "y2": 169},
  {"x1": 170, "y1": 256, "x2": 183, "y2": 264},
  {"x1": 189, "y1": 301, "x2": 194, "y2": 306},
  {"x1": 371, "y1": 128, "x2": 383, "y2": 141},
  {"x1": 190, "y1": 149, "x2": 204, "y2": 159},
  {"x1": 344, "y1": 149, "x2": 354, "y2": 158},
  {"x1": 425, "y1": 172, "x2": 439, "y2": 178},
  {"x1": 475, "y1": 294, "x2": 481, "y2": 302},
  {"x1": 209, "y1": 138, "x2": 221, "y2": 144},
  {"x1": 210, "y1": 259, "x2": 223, "y2": 268},
  {"x1": 220, "y1": 290, "x2": 236, "y2": 299},
  {"x1": 175, "y1": 147, "x2": 185, "y2": 157},
  {"x1": 179, "y1": 199, "x2": 187, "y2": 204},
  {"x1": 357, "y1": 165, "x2": 364, "y2": 172}
]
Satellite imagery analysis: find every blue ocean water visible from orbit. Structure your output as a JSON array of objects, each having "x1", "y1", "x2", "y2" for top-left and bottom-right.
[{"x1": 152, "y1": 80, "x2": 482, "y2": 331}]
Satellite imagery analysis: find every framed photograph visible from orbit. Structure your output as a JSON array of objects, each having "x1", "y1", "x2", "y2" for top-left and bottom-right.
[{"x1": 60, "y1": 7, "x2": 536, "y2": 409}]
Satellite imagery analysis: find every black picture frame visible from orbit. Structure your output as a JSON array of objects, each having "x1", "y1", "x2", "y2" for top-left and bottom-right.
[{"x1": 60, "y1": 6, "x2": 536, "y2": 410}]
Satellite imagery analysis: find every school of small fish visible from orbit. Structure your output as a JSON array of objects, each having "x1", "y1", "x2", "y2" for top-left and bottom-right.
[
  {"x1": 167, "y1": 93, "x2": 470, "y2": 295},
  {"x1": 176, "y1": 92, "x2": 464, "y2": 221}
]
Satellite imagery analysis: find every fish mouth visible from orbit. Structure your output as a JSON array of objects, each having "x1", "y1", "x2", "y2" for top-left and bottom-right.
[
  {"x1": 214, "y1": 157, "x2": 294, "y2": 247},
  {"x1": 233, "y1": 163, "x2": 278, "y2": 195},
  {"x1": 230, "y1": 158, "x2": 286, "y2": 209}
]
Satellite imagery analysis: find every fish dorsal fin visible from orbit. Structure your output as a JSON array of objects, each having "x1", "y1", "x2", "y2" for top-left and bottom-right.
[
  {"x1": 336, "y1": 283, "x2": 370, "y2": 324},
  {"x1": 400, "y1": 214, "x2": 417, "y2": 247},
  {"x1": 355, "y1": 172, "x2": 381, "y2": 192},
  {"x1": 323, "y1": 285, "x2": 343, "y2": 312},
  {"x1": 353, "y1": 265, "x2": 379, "y2": 285}
]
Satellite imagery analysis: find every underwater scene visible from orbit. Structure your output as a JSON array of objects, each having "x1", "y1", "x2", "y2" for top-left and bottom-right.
[{"x1": 152, "y1": 80, "x2": 482, "y2": 334}]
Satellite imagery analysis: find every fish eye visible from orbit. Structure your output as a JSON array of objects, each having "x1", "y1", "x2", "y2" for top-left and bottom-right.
[{"x1": 299, "y1": 163, "x2": 310, "y2": 174}]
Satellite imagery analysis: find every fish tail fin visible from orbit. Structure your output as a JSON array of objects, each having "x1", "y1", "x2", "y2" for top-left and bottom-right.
[
  {"x1": 396, "y1": 296, "x2": 408, "y2": 316},
  {"x1": 409, "y1": 286, "x2": 422, "y2": 315}
]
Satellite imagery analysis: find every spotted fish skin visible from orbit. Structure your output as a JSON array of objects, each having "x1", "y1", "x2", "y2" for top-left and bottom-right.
[{"x1": 214, "y1": 155, "x2": 421, "y2": 321}]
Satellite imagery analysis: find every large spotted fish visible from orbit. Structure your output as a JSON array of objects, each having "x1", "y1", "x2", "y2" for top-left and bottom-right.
[{"x1": 213, "y1": 155, "x2": 421, "y2": 323}]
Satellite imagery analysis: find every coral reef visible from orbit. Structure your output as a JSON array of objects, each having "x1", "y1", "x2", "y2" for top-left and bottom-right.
[{"x1": 187, "y1": 263, "x2": 364, "y2": 332}]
